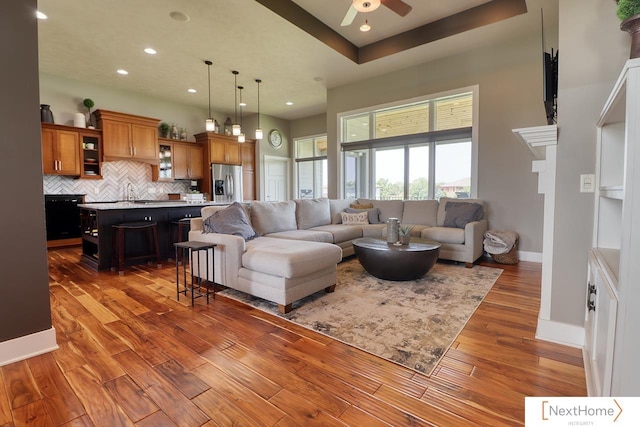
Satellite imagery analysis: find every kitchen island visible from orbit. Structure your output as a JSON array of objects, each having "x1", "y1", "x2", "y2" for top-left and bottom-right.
[{"x1": 78, "y1": 201, "x2": 225, "y2": 271}]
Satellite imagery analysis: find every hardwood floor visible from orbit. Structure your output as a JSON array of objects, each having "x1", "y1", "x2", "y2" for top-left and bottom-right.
[{"x1": 0, "y1": 248, "x2": 586, "y2": 426}]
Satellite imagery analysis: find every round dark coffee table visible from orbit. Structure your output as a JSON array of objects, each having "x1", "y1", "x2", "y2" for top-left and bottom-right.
[{"x1": 352, "y1": 237, "x2": 441, "y2": 281}]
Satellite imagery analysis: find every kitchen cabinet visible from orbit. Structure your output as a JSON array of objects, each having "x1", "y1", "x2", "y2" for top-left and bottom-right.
[
  {"x1": 209, "y1": 139, "x2": 240, "y2": 164},
  {"x1": 152, "y1": 139, "x2": 204, "y2": 181},
  {"x1": 195, "y1": 132, "x2": 255, "y2": 199},
  {"x1": 241, "y1": 141, "x2": 256, "y2": 200},
  {"x1": 96, "y1": 109, "x2": 159, "y2": 163},
  {"x1": 80, "y1": 130, "x2": 102, "y2": 179},
  {"x1": 41, "y1": 123, "x2": 81, "y2": 176},
  {"x1": 174, "y1": 141, "x2": 204, "y2": 179}
]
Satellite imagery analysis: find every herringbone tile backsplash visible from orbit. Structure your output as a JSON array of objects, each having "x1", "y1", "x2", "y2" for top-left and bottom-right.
[{"x1": 43, "y1": 161, "x2": 190, "y2": 202}]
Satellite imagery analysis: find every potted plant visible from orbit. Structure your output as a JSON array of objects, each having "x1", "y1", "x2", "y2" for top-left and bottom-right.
[
  {"x1": 82, "y1": 98, "x2": 97, "y2": 128},
  {"x1": 615, "y1": 0, "x2": 640, "y2": 58},
  {"x1": 399, "y1": 225, "x2": 413, "y2": 245},
  {"x1": 159, "y1": 122, "x2": 170, "y2": 138}
]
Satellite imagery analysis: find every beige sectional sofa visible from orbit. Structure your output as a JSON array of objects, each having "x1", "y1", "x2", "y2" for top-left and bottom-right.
[{"x1": 188, "y1": 197, "x2": 487, "y2": 313}]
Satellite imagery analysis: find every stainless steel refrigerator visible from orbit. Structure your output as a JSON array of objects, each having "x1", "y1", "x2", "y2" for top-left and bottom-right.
[{"x1": 211, "y1": 163, "x2": 243, "y2": 203}]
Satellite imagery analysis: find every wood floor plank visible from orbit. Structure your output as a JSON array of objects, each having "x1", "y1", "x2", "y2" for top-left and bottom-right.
[
  {"x1": 193, "y1": 362, "x2": 287, "y2": 426},
  {"x1": 112, "y1": 350, "x2": 210, "y2": 427},
  {"x1": 59, "y1": 414, "x2": 94, "y2": 427},
  {"x1": 64, "y1": 365, "x2": 134, "y2": 427},
  {"x1": 153, "y1": 359, "x2": 209, "y2": 399},
  {"x1": 27, "y1": 353, "x2": 86, "y2": 425},
  {"x1": 11, "y1": 399, "x2": 54, "y2": 427},
  {"x1": 203, "y1": 345, "x2": 350, "y2": 417},
  {"x1": 338, "y1": 405, "x2": 392, "y2": 427},
  {"x1": 106, "y1": 320, "x2": 169, "y2": 367},
  {"x1": 192, "y1": 388, "x2": 272, "y2": 426},
  {"x1": 135, "y1": 410, "x2": 177, "y2": 427},
  {"x1": 103, "y1": 375, "x2": 159, "y2": 423},
  {"x1": 268, "y1": 389, "x2": 347, "y2": 427},
  {"x1": 1, "y1": 361, "x2": 41, "y2": 410},
  {"x1": 66, "y1": 329, "x2": 126, "y2": 383}
]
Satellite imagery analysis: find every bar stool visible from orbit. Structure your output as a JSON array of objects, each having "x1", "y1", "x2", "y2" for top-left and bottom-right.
[{"x1": 111, "y1": 221, "x2": 161, "y2": 275}]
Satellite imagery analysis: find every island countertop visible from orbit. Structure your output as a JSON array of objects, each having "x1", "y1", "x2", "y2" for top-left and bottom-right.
[
  {"x1": 78, "y1": 201, "x2": 229, "y2": 271},
  {"x1": 78, "y1": 201, "x2": 231, "y2": 210}
]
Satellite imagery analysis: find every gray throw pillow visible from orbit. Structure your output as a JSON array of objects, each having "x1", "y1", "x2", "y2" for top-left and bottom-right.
[
  {"x1": 345, "y1": 207, "x2": 380, "y2": 224},
  {"x1": 202, "y1": 202, "x2": 258, "y2": 240},
  {"x1": 443, "y1": 202, "x2": 483, "y2": 228}
]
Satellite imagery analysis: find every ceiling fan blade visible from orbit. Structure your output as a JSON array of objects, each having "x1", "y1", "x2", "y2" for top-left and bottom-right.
[
  {"x1": 381, "y1": 0, "x2": 412, "y2": 17},
  {"x1": 341, "y1": 4, "x2": 358, "y2": 26}
]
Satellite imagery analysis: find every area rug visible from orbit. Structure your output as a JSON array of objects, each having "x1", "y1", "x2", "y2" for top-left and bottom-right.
[{"x1": 219, "y1": 259, "x2": 502, "y2": 375}]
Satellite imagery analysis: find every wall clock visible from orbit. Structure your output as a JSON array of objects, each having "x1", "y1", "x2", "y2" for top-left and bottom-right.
[{"x1": 268, "y1": 129, "x2": 283, "y2": 148}]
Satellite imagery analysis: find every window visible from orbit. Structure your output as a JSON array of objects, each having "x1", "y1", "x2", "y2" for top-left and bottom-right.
[
  {"x1": 295, "y1": 135, "x2": 327, "y2": 199},
  {"x1": 340, "y1": 90, "x2": 475, "y2": 200}
]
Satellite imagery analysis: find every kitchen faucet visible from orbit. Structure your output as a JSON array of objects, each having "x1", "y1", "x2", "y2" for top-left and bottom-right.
[{"x1": 126, "y1": 182, "x2": 136, "y2": 201}]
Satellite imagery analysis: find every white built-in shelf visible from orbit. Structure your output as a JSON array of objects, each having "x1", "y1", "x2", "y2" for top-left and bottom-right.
[
  {"x1": 593, "y1": 248, "x2": 620, "y2": 292},
  {"x1": 599, "y1": 186, "x2": 624, "y2": 200}
]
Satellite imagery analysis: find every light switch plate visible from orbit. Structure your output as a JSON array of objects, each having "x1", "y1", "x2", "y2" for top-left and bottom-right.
[{"x1": 580, "y1": 174, "x2": 595, "y2": 193}]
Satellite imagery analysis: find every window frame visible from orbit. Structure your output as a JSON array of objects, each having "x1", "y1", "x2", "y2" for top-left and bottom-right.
[
  {"x1": 294, "y1": 134, "x2": 328, "y2": 199},
  {"x1": 337, "y1": 85, "x2": 478, "y2": 199}
]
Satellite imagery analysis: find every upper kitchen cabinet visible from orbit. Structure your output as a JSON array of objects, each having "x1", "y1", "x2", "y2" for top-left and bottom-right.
[
  {"x1": 195, "y1": 132, "x2": 241, "y2": 165},
  {"x1": 41, "y1": 123, "x2": 81, "y2": 176},
  {"x1": 173, "y1": 141, "x2": 204, "y2": 180},
  {"x1": 96, "y1": 109, "x2": 159, "y2": 164}
]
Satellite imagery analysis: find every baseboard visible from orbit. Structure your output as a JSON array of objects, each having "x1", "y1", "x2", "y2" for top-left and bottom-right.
[
  {"x1": 535, "y1": 318, "x2": 584, "y2": 348},
  {"x1": 518, "y1": 251, "x2": 542, "y2": 263},
  {"x1": 0, "y1": 327, "x2": 58, "y2": 367}
]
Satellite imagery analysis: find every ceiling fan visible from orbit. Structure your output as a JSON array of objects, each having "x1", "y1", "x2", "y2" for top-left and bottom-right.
[{"x1": 341, "y1": 0, "x2": 412, "y2": 27}]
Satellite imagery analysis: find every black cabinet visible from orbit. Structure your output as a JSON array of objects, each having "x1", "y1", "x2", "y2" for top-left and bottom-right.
[{"x1": 80, "y1": 205, "x2": 203, "y2": 270}]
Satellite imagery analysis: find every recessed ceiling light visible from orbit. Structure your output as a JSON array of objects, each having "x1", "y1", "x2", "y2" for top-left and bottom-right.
[
  {"x1": 116, "y1": 69, "x2": 128, "y2": 75},
  {"x1": 36, "y1": 11, "x2": 47, "y2": 20},
  {"x1": 169, "y1": 11, "x2": 190, "y2": 22},
  {"x1": 144, "y1": 47, "x2": 157, "y2": 55},
  {"x1": 187, "y1": 88, "x2": 197, "y2": 93},
  {"x1": 239, "y1": 102, "x2": 247, "y2": 107},
  {"x1": 286, "y1": 101, "x2": 293, "y2": 106}
]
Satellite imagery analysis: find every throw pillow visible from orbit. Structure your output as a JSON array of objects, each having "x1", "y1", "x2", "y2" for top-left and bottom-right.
[
  {"x1": 349, "y1": 202, "x2": 373, "y2": 209},
  {"x1": 340, "y1": 211, "x2": 369, "y2": 225},
  {"x1": 443, "y1": 202, "x2": 483, "y2": 229},
  {"x1": 202, "y1": 202, "x2": 258, "y2": 240},
  {"x1": 345, "y1": 207, "x2": 380, "y2": 224}
]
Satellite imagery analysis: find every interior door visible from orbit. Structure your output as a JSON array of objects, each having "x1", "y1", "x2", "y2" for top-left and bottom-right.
[{"x1": 264, "y1": 157, "x2": 289, "y2": 201}]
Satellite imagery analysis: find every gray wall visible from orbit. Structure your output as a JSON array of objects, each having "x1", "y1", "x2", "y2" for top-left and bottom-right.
[
  {"x1": 550, "y1": 1, "x2": 628, "y2": 325},
  {"x1": 0, "y1": 1, "x2": 53, "y2": 341},
  {"x1": 326, "y1": 32, "x2": 549, "y2": 253},
  {"x1": 40, "y1": 73, "x2": 210, "y2": 142},
  {"x1": 291, "y1": 113, "x2": 327, "y2": 139}
]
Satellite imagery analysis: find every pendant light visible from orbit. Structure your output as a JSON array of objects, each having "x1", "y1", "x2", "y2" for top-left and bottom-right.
[
  {"x1": 204, "y1": 60, "x2": 215, "y2": 131},
  {"x1": 231, "y1": 70, "x2": 241, "y2": 136},
  {"x1": 255, "y1": 79, "x2": 263, "y2": 140},
  {"x1": 238, "y1": 85, "x2": 245, "y2": 143}
]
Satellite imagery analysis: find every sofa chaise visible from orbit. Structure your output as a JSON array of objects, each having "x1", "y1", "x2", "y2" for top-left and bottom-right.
[{"x1": 188, "y1": 197, "x2": 487, "y2": 312}]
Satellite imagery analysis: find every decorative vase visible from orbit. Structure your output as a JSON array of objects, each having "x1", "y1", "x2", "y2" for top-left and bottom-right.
[
  {"x1": 386, "y1": 218, "x2": 399, "y2": 243},
  {"x1": 621, "y1": 14, "x2": 640, "y2": 59},
  {"x1": 74, "y1": 112, "x2": 86, "y2": 128},
  {"x1": 400, "y1": 234, "x2": 411, "y2": 245},
  {"x1": 170, "y1": 123, "x2": 179, "y2": 139},
  {"x1": 40, "y1": 104, "x2": 54, "y2": 123},
  {"x1": 180, "y1": 128, "x2": 187, "y2": 140}
]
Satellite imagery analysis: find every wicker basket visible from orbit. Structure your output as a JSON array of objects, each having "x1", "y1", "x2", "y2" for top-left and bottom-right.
[{"x1": 490, "y1": 238, "x2": 519, "y2": 264}]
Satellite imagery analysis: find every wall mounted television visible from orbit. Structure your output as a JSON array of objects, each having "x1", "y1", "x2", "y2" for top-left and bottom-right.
[{"x1": 543, "y1": 48, "x2": 558, "y2": 125}]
